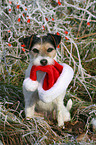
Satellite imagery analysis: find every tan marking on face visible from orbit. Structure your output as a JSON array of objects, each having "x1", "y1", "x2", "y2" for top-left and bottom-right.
[{"x1": 31, "y1": 42, "x2": 56, "y2": 58}]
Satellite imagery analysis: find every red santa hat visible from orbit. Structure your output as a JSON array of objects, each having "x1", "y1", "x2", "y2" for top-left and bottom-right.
[
  {"x1": 30, "y1": 60, "x2": 63, "y2": 90},
  {"x1": 23, "y1": 60, "x2": 74, "y2": 103}
]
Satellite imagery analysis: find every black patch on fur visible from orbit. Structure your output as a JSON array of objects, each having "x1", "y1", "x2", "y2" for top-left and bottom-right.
[
  {"x1": 46, "y1": 33, "x2": 61, "y2": 48},
  {"x1": 22, "y1": 35, "x2": 40, "y2": 50},
  {"x1": 22, "y1": 33, "x2": 61, "y2": 51}
]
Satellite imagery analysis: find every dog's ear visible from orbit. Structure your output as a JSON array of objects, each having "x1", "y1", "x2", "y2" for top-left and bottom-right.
[
  {"x1": 22, "y1": 34, "x2": 36, "y2": 50},
  {"x1": 47, "y1": 33, "x2": 61, "y2": 48}
]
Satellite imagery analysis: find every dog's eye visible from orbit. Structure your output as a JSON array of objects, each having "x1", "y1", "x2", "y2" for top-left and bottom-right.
[
  {"x1": 47, "y1": 48, "x2": 54, "y2": 52},
  {"x1": 32, "y1": 48, "x2": 39, "y2": 53}
]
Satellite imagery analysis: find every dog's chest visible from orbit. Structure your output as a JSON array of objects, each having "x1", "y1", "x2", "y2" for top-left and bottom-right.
[{"x1": 36, "y1": 99, "x2": 56, "y2": 111}]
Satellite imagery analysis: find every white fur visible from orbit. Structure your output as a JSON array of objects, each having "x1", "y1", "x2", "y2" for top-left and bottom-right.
[
  {"x1": 23, "y1": 78, "x2": 38, "y2": 92},
  {"x1": 66, "y1": 99, "x2": 73, "y2": 111},
  {"x1": 91, "y1": 118, "x2": 96, "y2": 129},
  {"x1": 23, "y1": 60, "x2": 74, "y2": 126},
  {"x1": 33, "y1": 56, "x2": 54, "y2": 66}
]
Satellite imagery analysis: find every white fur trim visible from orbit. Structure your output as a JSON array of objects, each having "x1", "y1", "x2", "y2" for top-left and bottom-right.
[
  {"x1": 23, "y1": 78, "x2": 39, "y2": 92},
  {"x1": 38, "y1": 63, "x2": 74, "y2": 103}
]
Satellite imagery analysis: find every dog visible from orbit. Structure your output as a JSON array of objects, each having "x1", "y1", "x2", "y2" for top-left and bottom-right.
[{"x1": 21, "y1": 33, "x2": 74, "y2": 126}]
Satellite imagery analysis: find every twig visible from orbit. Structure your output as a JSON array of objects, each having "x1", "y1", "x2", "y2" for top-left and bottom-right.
[
  {"x1": 5, "y1": 55, "x2": 29, "y2": 63},
  {"x1": 76, "y1": 32, "x2": 96, "y2": 39},
  {"x1": 76, "y1": 11, "x2": 86, "y2": 37}
]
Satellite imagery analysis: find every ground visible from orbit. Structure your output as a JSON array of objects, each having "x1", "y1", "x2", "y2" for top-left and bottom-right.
[{"x1": 0, "y1": 82, "x2": 96, "y2": 145}]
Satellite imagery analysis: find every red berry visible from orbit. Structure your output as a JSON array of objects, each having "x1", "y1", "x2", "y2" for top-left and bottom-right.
[
  {"x1": 58, "y1": 1, "x2": 61, "y2": 5},
  {"x1": 9, "y1": 9, "x2": 11, "y2": 12},
  {"x1": 87, "y1": 22, "x2": 90, "y2": 26},
  {"x1": 16, "y1": 5, "x2": 20, "y2": 9},
  {"x1": 9, "y1": 1, "x2": 12, "y2": 4},
  {"x1": 21, "y1": 44, "x2": 25, "y2": 47},
  {"x1": 25, "y1": 8, "x2": 27, "y2": 11},
  {"x1": 8, "y1": 43, "x2": 12, "y2": 47},
  {"x1": 18, "y1": 18, "x2": 21, "y2": 22},
  {"x1": 23, "y1": 13, "x2": 25, "y2": 17},
  {"x1": 8, "y1": 30, "x2": 11, "y2": 33},
  {"x1": 64, "y1": 31, "x2": 68, "y2": 34},
  {"x1": 45, "y1": 17, "x2": 48, "y2": 21},
  {"x1": 65, "y1": 37, "x2": 68, "y2": 40},
  {"x1": 52, "y1": 18, "x2": 54, "y2": 21},
  {"x1": 22, "y1": 48, "x2": 25, "y2": 52},
  {"x1": 27, "y1": 19, "x2": 30, "y2": 23},
  {"x1": 57, "y1": 32, "x2": 60, "y2": 35},
  {"x1": 42, "y1": 25, "x2": 45, "y2": 30},
  {"x1": 57, "y1": 45, "x2": 59, "y2": 48}
]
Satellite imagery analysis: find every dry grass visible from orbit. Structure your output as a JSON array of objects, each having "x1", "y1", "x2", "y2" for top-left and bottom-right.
[
  {"x1": 0, "y1": 82, "x2": 96, "y2": 145},
  {"x1": 0, "y1": 83, "x2": 63, "y2": 145},
  {"x1": 0, "y1": 0, "x2": 96, "y2": 144}
]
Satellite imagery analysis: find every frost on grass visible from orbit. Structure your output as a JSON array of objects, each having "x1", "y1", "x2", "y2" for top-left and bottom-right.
[
  {"x1": 0, "y1": 0, "x2": 96, "y2": 144},
  {"x1": 0, "y1": 84, "x2": 80, "y2": 145},
  {"x1": 0, "y1": 0, "x2": 96, "y2": 101}
]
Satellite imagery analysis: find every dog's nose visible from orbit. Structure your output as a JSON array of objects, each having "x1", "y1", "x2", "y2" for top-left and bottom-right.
[{"x1": 40, "y1": 59, "x2": 48, "y2": 66}]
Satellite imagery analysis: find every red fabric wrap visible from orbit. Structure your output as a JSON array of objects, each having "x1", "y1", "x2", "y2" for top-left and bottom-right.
[{"x1": 30, "y1": 60, "x2": 63, "y2": 90}]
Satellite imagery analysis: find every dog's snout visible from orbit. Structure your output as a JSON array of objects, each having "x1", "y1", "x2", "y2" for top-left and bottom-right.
[{"x1": 40, "y1": 59, "x2": 48, "y2": 66}]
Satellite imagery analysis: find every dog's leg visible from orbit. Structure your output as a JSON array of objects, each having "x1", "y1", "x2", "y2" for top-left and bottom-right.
[
  {"x1": 63, "y1": 99, "x2": 72, "y2": 122},
  {"x1": 23, "y1": 87, "x2": 38, "y2": 119},
  {"x1": 56, "y1": 91, "x2": 71, "y2": 126},
  {"x1": 56, "y1": 92, "x2": 66, "y2": 126}
]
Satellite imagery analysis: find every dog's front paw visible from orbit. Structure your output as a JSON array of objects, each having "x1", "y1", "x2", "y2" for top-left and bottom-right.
[
  {"x1": 23, "y1": 78, "x2": 39, "y2": 91},
  {"x1": 63, "y1": 111, "x2": 71, "y2": 122}
]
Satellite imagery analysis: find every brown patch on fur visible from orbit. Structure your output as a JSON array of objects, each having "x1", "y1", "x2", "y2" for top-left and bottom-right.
[
  {"x1": 29, "y1": 35, "x2": 34, "y2": 49},
  {"x1": 31, "y1": 42, "x2": 56, "y2": 58},
  {"x1": 49, "y1": 33, "x2": 56, "y2": 47}
]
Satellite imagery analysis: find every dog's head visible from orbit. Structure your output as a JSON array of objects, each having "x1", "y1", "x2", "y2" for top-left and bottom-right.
[{"x1": 22, "y1": 33, "x2": 61, "y2": 66}]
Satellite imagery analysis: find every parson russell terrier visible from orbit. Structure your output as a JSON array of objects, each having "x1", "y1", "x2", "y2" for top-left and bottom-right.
[{"x1": 21, "y1": 33, "x2": 74, "y2": 126}]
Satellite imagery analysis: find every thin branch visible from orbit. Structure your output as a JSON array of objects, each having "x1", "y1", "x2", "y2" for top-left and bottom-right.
[{"x1": 76, "y1": 32, "x2": 96, "y2": 39}]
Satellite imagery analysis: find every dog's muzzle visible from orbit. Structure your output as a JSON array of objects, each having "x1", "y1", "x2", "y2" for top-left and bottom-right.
[{"x1": 40, "y1": 59, "x2": 48, "y2": 66}]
